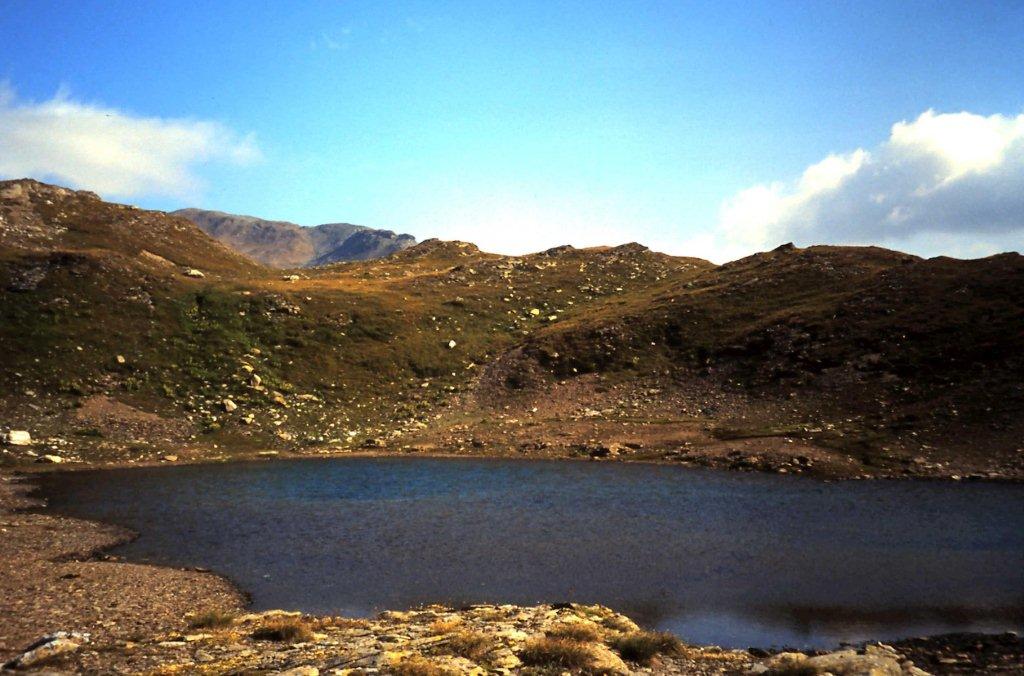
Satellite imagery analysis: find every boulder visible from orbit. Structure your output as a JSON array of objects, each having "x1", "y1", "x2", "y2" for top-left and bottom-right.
[
  {"x1": 4, "y1": 631, "x2": 89, "y2": 669},
  {"x1": 585, "y1": 643, "x2": 629, "y2": 674},
  {"x1": 758, "y1": 646, "x2": 927, "y2": 675},
  {"x1": 0, "y1": 182, "x2": 27, "y2": 202},
  {"x1": 4, "y1": 430, "x2": 32, "y2": 445},
  {"x1": 223, "y1": 398, "x2": 238, "y2": 412}
]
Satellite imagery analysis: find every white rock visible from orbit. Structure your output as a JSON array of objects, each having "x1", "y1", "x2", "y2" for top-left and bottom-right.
[
  {"x1": 184, "y1": 268, "x2": 205, "y2": 278},
  {"x1": 447, "y1": 339, "x2": 457, "y2": 349},
  {"x1": 37, "y1": 454, "x2": 64, "y2": 464},
  {"x1": 5, "y1": 632, "x2": 89, "y2": 669},
  {"x1": 223, "y1": 398, "x2": 238, "y2": 412},
  {"x1": 4, "y1": 430, "x2": 32, "y2": 445}
]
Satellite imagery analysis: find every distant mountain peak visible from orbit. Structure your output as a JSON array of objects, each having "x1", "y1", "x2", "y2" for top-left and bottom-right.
[{"x1": 173, "y1": 208, "x2": 416, "y2": 268}]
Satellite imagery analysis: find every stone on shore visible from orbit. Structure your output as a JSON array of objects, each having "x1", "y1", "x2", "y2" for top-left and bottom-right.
[
  {"x1": 4, "y1": 430, "x2": 32, "y2": 446},
  {"x1": 4, "y1": 631, "x2": 90, "y2": 669},
  {"x1": 754, "y1": 643, "x2": 931, "y2": 675}
]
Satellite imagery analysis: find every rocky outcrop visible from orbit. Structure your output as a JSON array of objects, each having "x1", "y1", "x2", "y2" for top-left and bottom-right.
[
  {"x1": 753, "y1": 644, "x2": 931, "y2": 675},
  {"x1": 42, "y1": 604, "x2": 753, "y2": 674}
]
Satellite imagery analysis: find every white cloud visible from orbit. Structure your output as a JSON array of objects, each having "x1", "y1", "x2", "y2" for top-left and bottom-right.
[
  {"x1": 704, "y1": 109, "x2": 1024, "y2": 262},
  {"x1": 0, "y1": 83, "x2": 260, "y2": 199}
]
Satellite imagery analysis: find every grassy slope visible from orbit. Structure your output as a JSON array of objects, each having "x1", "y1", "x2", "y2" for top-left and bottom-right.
[
  {"x1": 0, "y1": 180, "x2": 713, "y2": 461},
  {"x1": 1, "y1": 179, "x2": 1021, "y2": 476},
  {"x1": 498, "y1": 244, "x2": 1024, "y2": 470}
]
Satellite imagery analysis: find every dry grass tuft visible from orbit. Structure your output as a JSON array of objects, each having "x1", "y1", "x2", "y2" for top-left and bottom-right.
[
  {"x1": 599, "y1": 614, "x2": 639, "y2": 633},
  {"x1": 428, "y1": 618, "x2": 464, "y2": 635},
  {"x1": 188, "y1": 609, "x2": 237, "y2": 629},
  {"x1": 251, "y1": 617, "x2": 313, "y2": 643},
  {"x1": 311, "y1": 616, "x2": 370, "y2": 630},
  {"x1": 764, "y1": 666, "x2": 819, "y2": 676},
  {"x1": 519, "y1": 636, "x2": 595, "y2": 670},
  {"x1": 475, "y1": 607, "x2": 506, "y2": 621},
  {"x1": 609, "y1": 630, "x2": 683, "y2": 664},
  {"x1": 390, "y1": 655, "x2": 458, "y2": 676},
  {"x1": 444, "y1": 629, "x2": 495, "y2": 662},
  {"x1": 545, "y1": 622, "x2": 603, "y2": 643}
]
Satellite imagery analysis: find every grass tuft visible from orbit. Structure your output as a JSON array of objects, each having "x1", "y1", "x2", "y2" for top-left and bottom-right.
[
  {"x1": 545, "y1": 622, "x2": 603, "y2": 642},
  {"x1": 444, "y1": 629, "x2": 494, "y2": 662},
  {"x1": 427, "y1": 618, "x2": 463, "y2": 635},
  {"x1": 519, "y1": 636, "x2": 595, "y2": 670},
  {"x1": 389, "y1": 655, "x2": 458, "y2": 676},
  {"x1": 609, "y1": 630, "x2": 683, "y2": 664},
  {"x1": 251, "y1": 617, "x2": 313, "y2": 642},
  {"x1": 764, "y1": 665, "x2": 819, "y2": 676},
  {"x1": 311, "y1": 616, "x2": 369, "y2": 630},
  {"x1": 188, "y1": 609, "x2": 237, "y2": 629}
]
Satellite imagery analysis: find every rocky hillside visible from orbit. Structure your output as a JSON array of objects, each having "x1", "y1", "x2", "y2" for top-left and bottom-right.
[
  {"x1": 174, "y1": 208, "x2": 415, "y2": 267},
  {"x1": 1, "y1": 179, "x2": 1021, "y2": 479}
]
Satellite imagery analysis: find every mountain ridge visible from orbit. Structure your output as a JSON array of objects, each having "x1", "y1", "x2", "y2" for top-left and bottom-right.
[{"x1": 173, "y1": 207, "x2": 416, "y2": 268}]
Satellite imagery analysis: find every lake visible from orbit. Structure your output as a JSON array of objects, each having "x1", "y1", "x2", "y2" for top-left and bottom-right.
[{"x1": 36, "y1": 457, "x2": 1024, "y2": 649}]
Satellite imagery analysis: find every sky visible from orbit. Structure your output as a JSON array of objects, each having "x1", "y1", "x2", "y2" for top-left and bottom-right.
[{"x1": 1, "y1": 0, "x2": 1023, "y2": 262}]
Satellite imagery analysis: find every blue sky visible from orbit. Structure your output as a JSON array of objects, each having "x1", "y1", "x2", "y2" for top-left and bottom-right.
[{"x1": 1, "y1": 1, "x2": 1023, "y2": 260}]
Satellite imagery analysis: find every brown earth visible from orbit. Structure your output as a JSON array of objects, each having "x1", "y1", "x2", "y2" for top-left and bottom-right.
[{"x1": 0, "y1": 472, "x2": 244, "y2": 667}]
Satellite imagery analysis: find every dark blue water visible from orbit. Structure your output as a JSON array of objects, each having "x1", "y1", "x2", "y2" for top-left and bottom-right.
[{"x1": 37, "y1": 457, "x2": 1024, "y2": 649}]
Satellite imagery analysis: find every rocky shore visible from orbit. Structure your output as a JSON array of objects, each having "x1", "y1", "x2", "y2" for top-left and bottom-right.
[{"x1": 1, "y1": 469, "x2": 1021, "y2": 675}]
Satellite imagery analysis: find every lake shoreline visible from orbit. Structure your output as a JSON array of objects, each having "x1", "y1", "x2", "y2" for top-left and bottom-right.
[
  {"x1": 9, "y1": 439, "x2": 1024, "y2": 483},
  {"x1": 3, "y1": 462, "x2": 1022, "y2": 673}
]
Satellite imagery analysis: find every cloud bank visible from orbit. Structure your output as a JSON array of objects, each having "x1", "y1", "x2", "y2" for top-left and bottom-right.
[
  {"x1": 0, "y1": 84, "x2": 260, "y2": 199},
  {"x1": 700, "y1": 109, "x2": 1024, "y2": 262}
]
